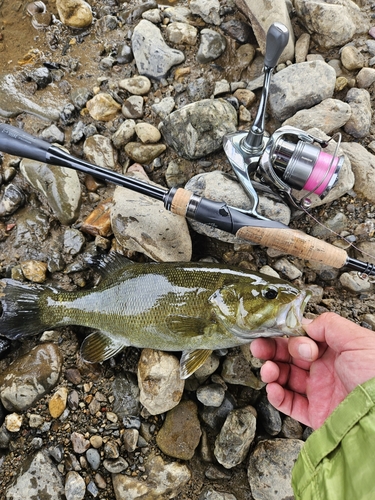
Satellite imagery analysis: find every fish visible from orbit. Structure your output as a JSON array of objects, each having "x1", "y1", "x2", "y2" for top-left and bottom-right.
[{"x1": 0, "y1": 253, "x2": 310, "y2": 379}]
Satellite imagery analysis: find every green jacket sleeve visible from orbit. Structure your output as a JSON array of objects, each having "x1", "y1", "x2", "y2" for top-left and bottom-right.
[{"x1": 292, "y1": 377, "x2": 375, "y2": 500}]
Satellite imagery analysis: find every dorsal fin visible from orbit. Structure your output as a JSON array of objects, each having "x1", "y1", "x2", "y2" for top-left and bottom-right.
[{"x1": 86, "y1": 252, "x2": 133, "y2": 279}]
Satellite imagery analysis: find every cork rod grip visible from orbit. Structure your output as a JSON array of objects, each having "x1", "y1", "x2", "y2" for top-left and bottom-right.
[{"x1": 236, "y1": 226, "x2": 348, "y2": 269}]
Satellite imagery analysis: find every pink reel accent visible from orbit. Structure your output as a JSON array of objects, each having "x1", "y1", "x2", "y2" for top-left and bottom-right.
[{"x1": 303, "y1": 151, "x2": 339, "y2": 196}]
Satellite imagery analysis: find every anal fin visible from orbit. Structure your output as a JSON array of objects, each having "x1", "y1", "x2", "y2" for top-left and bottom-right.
[
  {"x1": 180, "y1": 349, "x2": 213, "y2": 379},
  {"x1": 80, "y1": 331, "x2": 126, "y2": 363}
]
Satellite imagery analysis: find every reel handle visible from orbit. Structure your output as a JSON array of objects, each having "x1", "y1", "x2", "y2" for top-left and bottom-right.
[{"x1": 264, "y1": 22, "x2": 290, "y2": 68}]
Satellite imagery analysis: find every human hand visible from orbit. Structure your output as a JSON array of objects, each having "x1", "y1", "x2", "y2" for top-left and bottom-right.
[{"x1": 250, "y1": 312, "x2": 375, "y2": 429}]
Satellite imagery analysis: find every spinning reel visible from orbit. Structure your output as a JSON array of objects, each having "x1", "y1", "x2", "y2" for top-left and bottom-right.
[{"x1": 223, "y1": 22, "x2": 344, "y2": 217}]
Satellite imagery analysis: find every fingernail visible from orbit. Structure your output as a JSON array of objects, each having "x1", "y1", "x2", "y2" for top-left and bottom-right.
[{"x1": 298, "y1": 343, "x2": 312, "y2": 360}]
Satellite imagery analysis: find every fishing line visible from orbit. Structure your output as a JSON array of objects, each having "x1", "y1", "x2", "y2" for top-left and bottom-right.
[{"x1": 300, "y1": 205, "x2": 375, "y2": 280}]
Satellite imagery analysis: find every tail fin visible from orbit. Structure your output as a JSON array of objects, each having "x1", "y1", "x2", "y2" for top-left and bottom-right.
[{"x1": 0, "y1": 279, "x2": 49, "y2": 339}]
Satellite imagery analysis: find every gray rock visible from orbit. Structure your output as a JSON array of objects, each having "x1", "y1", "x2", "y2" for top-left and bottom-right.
[
  {"x1": 86, "y1": 448, "x2": 101, "y2": 470},
  {"x1": 294, "y1": 0, "x2": 368, "y2": 49},
  {"x1": 234, "y1": 0, "x2": 295, "y2": 63},
  {"x1": 111, "y1": 119, "x2": 136, "y2": 148},
  {"x1": 344, "y1": 88, "x2": 372, "y2": 139},
  {"x1": 163, "y1": 6, "x2": 193, "y2": 23},
  {"x1": 197, "y1": 29, "x2": 227, "y2": 64},
  {"x1": 0, "y1": 344, "x2": 63, "y2": 412},
  {"x1": 273, "y1": 258, "x2": 302, "y2": 280},
  {"x1": 137, "y1": 349, "x2": 184, "y2": 415},
  {"x1": 112, "y1": 455, "x2": 191, "y2": 499},
  {"x1": 311, "y1": 212, "x2": 348, "y2": 239},
  {"x1": 340, "y1": 271, "x2": 372, "y2": 293},
  {"x1": 196, "y1": 384, "x2": 226, "y2": 407},
  {"x1": 112, "y1": 372, "x2": 141, "y2": 419},
  {"x1": 160, "y1": 99, "x2": 237, "y2": 160},
  {"x1": 20, "y1": 157, "x2": 81, "y2": 225},
  {"x1": 200, "y1": 393, "x2": 236, "y2": 431},
  {"x1": 256, "y1": 396, "x2": 282, "y2": 436},
  {"x1": 0, "y1": 184, "x2": 25, "y2": 217},
  {"x1": 103, "y1": 456, "x2": 129, "y2": 473},
  {"x1": 356, "y1": 68, "x2": 375, "y2": 88},
  {"x1": 269, "y1": 61, "x2": 336, "y2": 121},
  {"x1": 40, "y1": 124, "x2": 65, "y2": 144},
  {"x1": 5, "y1": 450, "x2": 64, "y2": 499},
  {"x1": 189, "y1": 0, "x2": 221, "y2": 25},
  {"x1": 151, "y1": 96, "x2": 176, "y2": 119},
  {"x1": 0, "y1": 73, "x2": 61, "y2": 120},
  {"x1": 132, "y1": 19, "x2": 185, "y2": 80},
  {"x1": 283, "y1": 98, "x2": 351, "y2": 135},
  {"x1": 119, "y1": 76, "x2": 151, "y2": 95},
  {"x1": 184, "y1": 171, "x2": 290, "y2": 244},
  {"x1": 340, "y1": 142, "x2": 375, "y2": 204},
  {"x1": 199, "y1": 489, "x2": 237, "y2": 500},
  {"x1": 122, "y1": 95, "x2": 144, "y2": 119},
  {"x1": 221, "y1": 352, "x2": 264, "y2": 390},
  {"x1": 63, "y1": 228, "x2": 85, "y2": 255},
  {"x1": 83, "y1": 134, "x2": 117, "y2": 170},
  {"x1": 166, "y1": 22, "x2": 198, "y2": 45},
  {"x1": 111, "y1": 174, "x2": 192, "y2": 262},
  {"x1": 65, "y1": 471, "x2": 86, "y2": 500},
  {"x1": 248, "y1": 439, "x2": 304, "y2": 500},
  {"x1": 214, "y1": 406, "x2": 257, "y2": 468}
]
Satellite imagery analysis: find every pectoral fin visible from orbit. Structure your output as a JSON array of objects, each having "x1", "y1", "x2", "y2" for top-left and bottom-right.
[
  {"x1": 180, "y1": 349, "x2": 213, "y2": 379},
  {"x1": 166, "y1": 315, "x2": 208, "y2": 336},
  {"x1": 80, "y1": 331, "x2": 127, "y2": 363}
]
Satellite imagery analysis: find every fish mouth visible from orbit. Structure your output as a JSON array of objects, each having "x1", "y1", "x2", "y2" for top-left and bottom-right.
[{"x1": 278, "y1": 289, "x2": 311, "y2": 335}]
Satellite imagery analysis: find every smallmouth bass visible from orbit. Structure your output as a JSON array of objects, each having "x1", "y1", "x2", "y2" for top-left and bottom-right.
[{"x1": 0, "y1": 254, "x2": 310, "y2": 378}]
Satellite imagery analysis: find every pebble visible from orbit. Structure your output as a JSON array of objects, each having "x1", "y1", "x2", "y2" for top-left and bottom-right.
[
  {"x1": 103, "y1": 456, "x2": 129, "y2": 473},
  {"x1": 112, "y1": 372, "x2": 141, "y2": 419},
  {"x1": 124, "y1": 142, "x2": 166, "y2": 163},
  {"x1": 340, "y1": 45, "x2": 365, "y2": 71},
  {"x1": 340, "y1": 142, "x2": 375, "y2": 204},
  {"x1": 166, "y1": 22, "x2": 198, "y2": 45},
  {"x1": 63, "y1": 228, "x2": 86, "y2": 255},
  {"x1": 0, "y1": 343, "x2": 63, "y2": 412},
  {"x1": 84, "y1": 134, "x2": 117, "y2": 170},
  {"x1": 135, "y1": 122, "x2": 161, "y2": 144},
  {"x1": 111, "y1": 119, "x2": 136, "y2": 147},
  {"x1": 0, "y1": 184, "x2": 25, "y2": 217},
  {"x1": 151, "y1": 96, "x2": 176, "y2": 119},
  {"x1": 123, "y1": 428, "x2": 139, "y2": 452},
  {"x1": 214, "y1": 406, "x2": 257, "y2": 468},
  {"x1": 344, "y1": 88, "x2": 372, "y2": 138},
  {"x1": 48, "y1": 386, "x2": 68, "y2": 418},
  {"x1": 200, "y1": 393, "x2": 236, "y2": 431},
  {"x1": 5, "y1": 413, "x2": 23, "y2": 433},
  {"x1": 137, "y1": 349, "x2": 185, "y2": 415},
  {"x1": 132, "y1": 19, "x2": 185, "y2": 80},
  {"x1": 86, "y1": 93, "x2": 121, "y2": 121},
  {"x1": 247, "y1": 439, "x2": 304, "y2": 500},
  {"x1": 196, "y1": 384, "x2": 225, "y2": 408},
  {"x1": 65, "y1": 471, "x2": 86, "y2": 500},
  {"x1": 104, "y1": 440, "x2": 119, "y2": 459},
  {"x1": 81, "y1": 198, "x2": 113, "y2": 238},
  {"x1": 71, "y1": 431, "x2": 90, "y2": 454},
  {"x1": 221, "y1": 352, "x2": 263, "y2": 390},
  {"x1": 20, "y1": 259, "x2": 48, "y2": 283},
  {"x1": 156, "y1": 400, "x2": 202, "y2": 460},
  {"x1": 256, "y1": 396, "x2": 282, "y2": 436},
  {"x1": 20, "y1": 157, "x2": 81, "y2": 225},
  {"x1": 339, "y1": 271, "x2": 372, "y2": 293},
  {"x1": 190, "y1": 0, "x2": 221, "y2": 25},
  {"x1": 160, "y1": 99, "x2": 237, "y2": 160},
  {"x1": 86, "y1": 448, "x2": 101, "y2": 470},
  {"x1": 197, "y1": 29, "x2": 227, "y2": 64},
  {"x1": 273, "y1": 258, "x2": 302, "y2": 280},
  {"x1": 122, "y1": 95, "x2": 144, "y2": 119},
  {"x1": 56, "y1": 0, "x2": 92, "y2": 29},
  {"x1": 199, "y1": 489, "x2": 237, "y2": 500},
  {"x1": 119, "y1": 75, "x2": 151, "y2": 95}
]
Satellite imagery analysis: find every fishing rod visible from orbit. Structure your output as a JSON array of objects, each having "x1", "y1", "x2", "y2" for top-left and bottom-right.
[{"x1": 0, "y1": 121, "x2": 373, "y2": 277}]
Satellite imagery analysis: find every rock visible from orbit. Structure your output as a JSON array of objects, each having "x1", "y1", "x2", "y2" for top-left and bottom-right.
[
  {"x1": 0, "y1": 344, "x2": 63, "y2": 412},
  {"x1": 122, "y1": 95, "x2": 144, "y2": 119},
  {"x1": 156, "y1": 400, "x2": 202, "y2": 460},
  {"x1": 344, "y1": 88, "x2": 372, "y2": 139},
  {"x1": 132, "y1": 19, "x2": 185, "y2": 80},
  {"x1": 341, "y1": 45, "x2": 366, "y2": 71},
  {"x1": 112, "y1": 372, "x2": 141, "y2": 419},
  {"x1": 81, "y1": 199, "x2": 113, "y2": 238},
  {"x1": 197, "y1": 29, "x2": 227, "y2": 64},
  {"x1": 281, "y1": 416, "x2": 304, "y2": 439},
  {"x1": 135, "y1": 122, "x2": 161, "y2": 144},
  {"x1": 151, "y1": 96, "x2": 176, "y2": 119},
  {"x1": 189, "y1": 0, "x2": 221, "y2": 25},
  {"x1": 5, "y1": 413, "x2": 23, "y2": 432},
  {"x1": 86, "y1": 93, "x2": 121, "y2": 121},
  {"x1": 340, "y1": 142, "x2": 375, "y2": 203},
  {"x1": 137, "y1": 349, "x2": 184, "y2": 415},
  {"x1": 196, "y1": 384, "x2": 225, "y2": 408},
  {"x1": 247, "y1": 439, "x2": 304, "y2": 500},
  {"x1": 0, "y1": 184, "x2": 25, "y2": 217},
  {"x1": 166, "y1": 22, "x2": 198, "y2": 45},
  {"x1": 340, "y1": 271, "x2": 372, "y2": 293},
  {"x1": 123, "y1": 428, "x2": 139, "y2": 452},
  {"x1": 200, "y1": 393, "x2": 236, "y2": 431},
  {"x1": 356, "y1": 67, "x2": 375, "y2": 88},
  {"x1": 20, "y1": 157, "x2": 81, "y2": 225},
  {"x1": 65, "y1": 471, "x2": 86, "y2": 500},
  {"x1": 71, "y1": 431, "x2": 90, "y2": 454},
  {"x1": 184, "y1": 171, "x2": 290, "y2": 243},
  {"x1": 20, "y1": 259, "x2": 47, "y2": 283},
  {"x1": 111, "y1": 173, "x2": 192, "y2": 262},
  {"x1": 160, "y1": 99, "x2": 237, "y2": 160},
  {"x1": 273, "y1": 258, "x2": 302, "y2": 280},
  {"x1": 49, "y1": 387, "x2": 69, "y2": 418},
  {"x1": 112, "y1": 119, "x2": 136, "y2": 148},
  {"x1": 56, "y1": 0, "x2": 92, "y2": 28},
  {"x1": 295, "y1": 32, "x2": 311, "y2": 63},
  {"x1": 294, "y1": 0, "x2": 368, "y2": 49},
  {"x1": 234, "y1": 0, "x2": 295, "y2": 63},
  {"x1": 165, "y1": 158, "x2": 192, "y2": 188},
  {"x1": 41, "y1": 124, "x2": 64, "y2": 144},
  {"x1": 124, "y1": 142, "x2": 166, "y2": 163},
  {"x1": 269, "y1": 61, "x2": 336, "y2": 121},
  {"x1": 103, "y1": 457, "x2": 129, "y2": 473},
  {"x1": 199, "y1": 489, "x2": 237, "y2": 500},
  {"x1": 214, "y1": 406, "x2": 257, "y2": 468},
  {"x1": 221, "y1": 352, "x2": 263, "y2": 390},
  {"x1": 0, "y1": 73, "x2": 62, "y2": 121},
  {"x1": 283, "y1": 98, "x2": 351, "y2": 135},
  {"x1": 119, "y1": 76, "x2": 151, "y2": 95},
  {"x1": 84, "y1": 134, "x2": 117, "y2": 170},
  {"x1": 256, "y1": 396, "x2": 282, "y2": 436},
  {"x1": 112, "y1": 454, "x2": 191, "y2": 500}
]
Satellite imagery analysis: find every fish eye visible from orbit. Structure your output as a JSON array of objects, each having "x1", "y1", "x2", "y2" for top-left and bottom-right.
[{"x1": 263, "y1": 286, "x2": 278, "y2": 300}]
